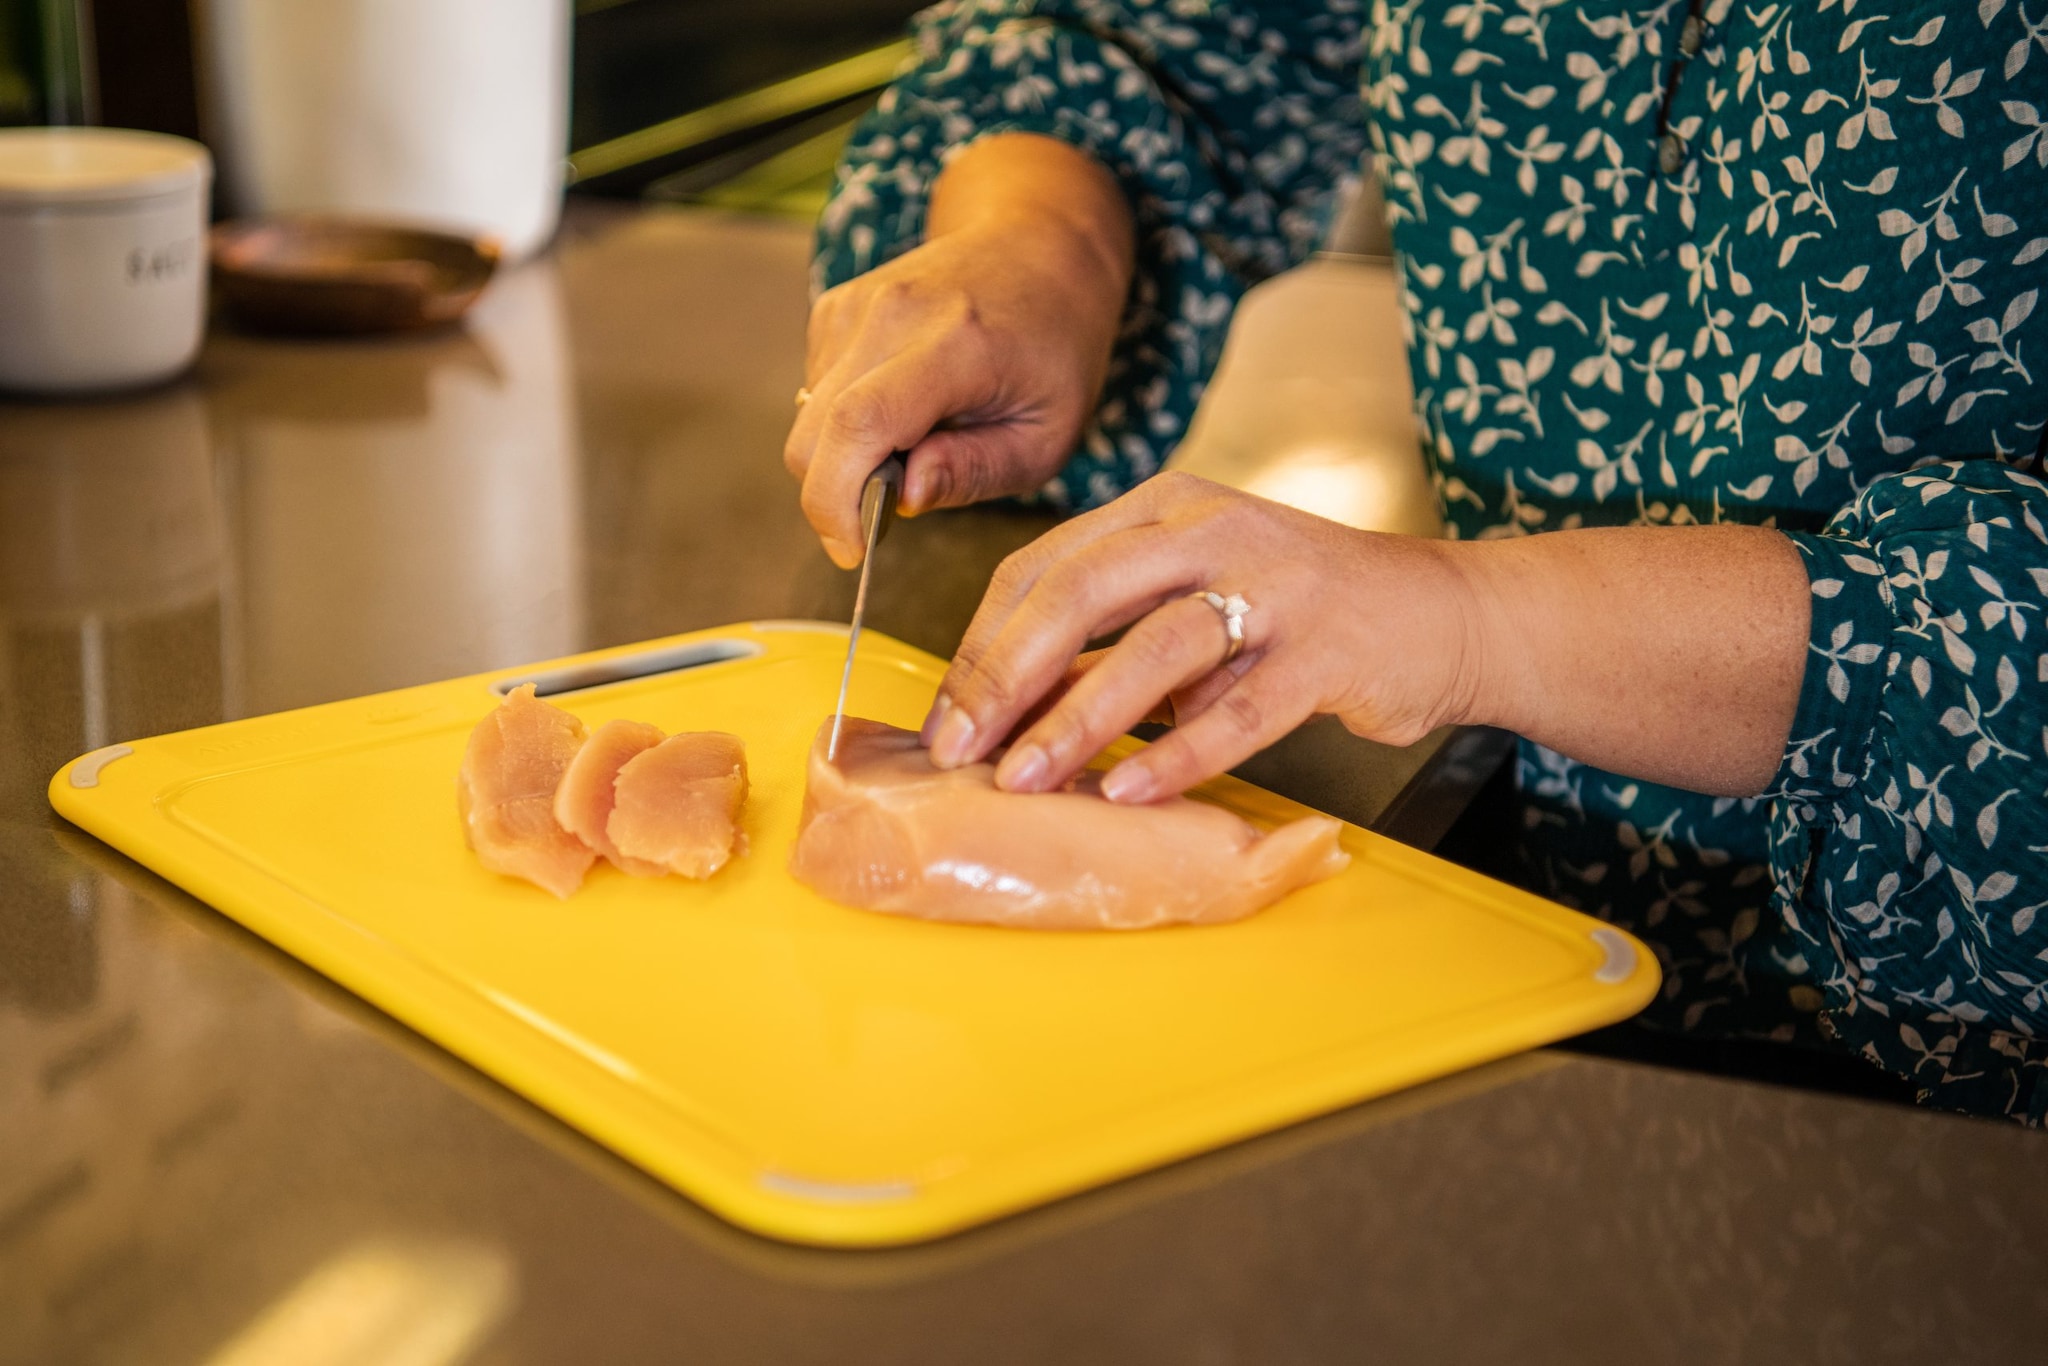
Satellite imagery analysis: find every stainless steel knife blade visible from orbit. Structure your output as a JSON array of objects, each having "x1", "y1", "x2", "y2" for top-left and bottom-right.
[{"x1": 827, "y1": 452, "x2": 906, "y2": 759}]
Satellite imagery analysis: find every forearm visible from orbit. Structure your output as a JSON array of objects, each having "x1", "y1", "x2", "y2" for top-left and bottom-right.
[
  {"x1": 1455, "y1": 526, "x2": 1811, "y2": 797},
  {"x1": 817, "y1": 0, "x2": 1364, "y2": 512},
  {"x1": 928, "y1": 133, "x2": 1135, "y2": 319}
]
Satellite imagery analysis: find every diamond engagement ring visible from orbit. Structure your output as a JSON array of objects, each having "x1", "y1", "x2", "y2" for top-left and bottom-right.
[{"x1": 1192, "y1": 590, "x2": 1250, "y2": 665}]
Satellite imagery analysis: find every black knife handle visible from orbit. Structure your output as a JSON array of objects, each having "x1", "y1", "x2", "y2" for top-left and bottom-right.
[{"x1": 860, "y1": 451, "x2": 908, "y2": 550}]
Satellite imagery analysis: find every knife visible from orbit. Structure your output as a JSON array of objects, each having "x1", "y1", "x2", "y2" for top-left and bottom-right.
[{"x1": 827, "y1": 451, "x2": 907, "y2": 760}]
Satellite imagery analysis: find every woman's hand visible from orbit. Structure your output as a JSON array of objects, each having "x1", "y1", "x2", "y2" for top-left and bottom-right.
[
  {"x1": 920, "y1": 471, "x2": 1812, "y2": 803},
  {"x1": 784, "y1": 134, "x2": 1134, "y2": 567},
  {"x1": 921, "y1": 471, "x2": 1487, "y2": 803}
]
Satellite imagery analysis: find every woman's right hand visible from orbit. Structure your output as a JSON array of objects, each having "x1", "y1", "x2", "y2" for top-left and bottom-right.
[{"x1": 783, "y1": 134, "x2": 1135, "y2": 567}]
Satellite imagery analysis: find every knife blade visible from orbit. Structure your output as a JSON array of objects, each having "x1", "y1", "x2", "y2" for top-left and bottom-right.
[{"x1": 827, "y1": 452, "x2": 906, "y2": 760}]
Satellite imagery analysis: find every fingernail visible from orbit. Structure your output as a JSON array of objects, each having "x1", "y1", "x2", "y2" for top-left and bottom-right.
[
  {"x1": 1101, "y1": 763, "x2": 1153, "y2": 804},
  {"x1": 997, "y1": 744, "x2": 1048, "y2": 792},
  {"x1": 920, "y1": 693, "x2": 952, "y2": 747},
  {"x1": 931, "y1": 706, "x2": 978, "y2": 768},
  {"x1": 824, "y1": 538, "x2": 859, "y2": 569}
]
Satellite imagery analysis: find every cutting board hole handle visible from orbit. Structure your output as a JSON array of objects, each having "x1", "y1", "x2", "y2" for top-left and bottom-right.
[
  {"x1": 68, "y1": 743, "x2": 136, "y2": 788},
  {"x1": 492, "y1": 640, "x2": 765, "y2": 698},
  {"x1": 1589, "y1": 928, "x2": 1638, "y2": 985}
]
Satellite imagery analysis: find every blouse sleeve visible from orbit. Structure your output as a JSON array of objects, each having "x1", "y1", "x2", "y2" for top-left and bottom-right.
[
  {"x1": 814, "y1": 0, "x2": 1367, "y2": 509},
  {"x1": 1767, "y1": 458, "x2": 2048, "y2": 1121}
]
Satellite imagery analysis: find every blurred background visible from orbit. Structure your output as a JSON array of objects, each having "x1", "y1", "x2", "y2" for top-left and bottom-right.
[
  {"x1": 0, "y1": 0, "x2": 922, "y2": 219},
  {"x1": 10, "y1": 9, "x2": 2040, "y2": 1366}
]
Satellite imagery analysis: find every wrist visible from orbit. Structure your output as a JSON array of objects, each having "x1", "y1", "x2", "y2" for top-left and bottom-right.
[
  {"x1": 971, "y1": 208, "x2": 1130, "y2": 317},
  {"x1": 1431, "y1": 538, "x2": 1540, "y2": 735},
  {"x1": 929, "y1": 134, "x2": 1134, "y2": 303}
]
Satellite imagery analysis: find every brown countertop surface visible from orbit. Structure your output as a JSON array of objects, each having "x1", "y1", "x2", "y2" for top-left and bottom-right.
[{"x1": 2, "y1": 204, "x2": 2042, "y2": 1365}]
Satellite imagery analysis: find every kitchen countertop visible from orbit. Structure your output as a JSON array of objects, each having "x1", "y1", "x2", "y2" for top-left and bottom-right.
[{"x1": 2, "y1": 203, "x2": 2042, "y2": 1365}]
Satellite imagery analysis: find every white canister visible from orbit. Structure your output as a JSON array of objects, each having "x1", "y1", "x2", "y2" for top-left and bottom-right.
[
  {"x1": 200, "y1": 0, "x2": 570, "y2": 262},
  {"x1": 0, "y1": 128, "x2": 213, "y2": 395}
]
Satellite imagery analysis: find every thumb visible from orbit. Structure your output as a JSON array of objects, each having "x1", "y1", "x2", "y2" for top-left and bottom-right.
[
  {"x1": 800, "y1": 342, "x2": 997, "y2": 561},
  {"x1": 902, "y1": 423, "x2": 1063, "y2": 514}
]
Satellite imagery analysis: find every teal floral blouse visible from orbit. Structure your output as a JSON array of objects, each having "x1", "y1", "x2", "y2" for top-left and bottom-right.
[{"x1": 817, "y1": 0, "x2": 2048, "y2": 1121}]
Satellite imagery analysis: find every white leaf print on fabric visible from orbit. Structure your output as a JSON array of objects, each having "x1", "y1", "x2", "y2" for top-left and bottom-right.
[{"x1": 821, "y1": 0, "x2": 2048, "y2": 1120}]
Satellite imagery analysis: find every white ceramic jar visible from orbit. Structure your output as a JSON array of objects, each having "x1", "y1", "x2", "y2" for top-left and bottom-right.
[
  {"x1": 0, "y1": 128, "x2": 213, "y2": 394},
  {"x1": 200, "y1": 0, "x2": 570, "y2": 262}
]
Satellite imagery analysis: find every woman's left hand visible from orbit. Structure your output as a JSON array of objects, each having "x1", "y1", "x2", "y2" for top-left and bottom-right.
[{"x1": 919, "y1": 471, "x2": 1487, "y2": 803}]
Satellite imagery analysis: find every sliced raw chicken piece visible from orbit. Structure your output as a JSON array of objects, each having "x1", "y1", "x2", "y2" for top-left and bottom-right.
[
  {"x1": 790, "y1": 718, "x2": 1349, "y2": 930},
  {"x1": 607, "y1": 731, "x2": 749, "y2": 879},
  {"x1": 554, "y1": 718, "x2": 668, "y2": 876},
  {"x1": 457, "y1": 684, "x2": 595, "y2": 898}
]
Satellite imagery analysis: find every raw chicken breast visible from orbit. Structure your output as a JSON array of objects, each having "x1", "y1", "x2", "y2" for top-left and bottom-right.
[
  {"x1": 457, "y1": 684, "x2": 596, "y2": 898},
  {"x1": 554, "y1": 718, "x2": 668, "y2": 876},
  {"x1": 606, "y1": 731, "x2": 749, "y2": 879},
  {"x1": 790, "y1": 718, "x2": 1349, "y2": 930}
]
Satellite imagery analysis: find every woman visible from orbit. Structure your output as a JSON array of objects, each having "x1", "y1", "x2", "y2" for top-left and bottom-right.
[{"x1": 783, "y1": 0, "x2": 2048, "y2": 1120}]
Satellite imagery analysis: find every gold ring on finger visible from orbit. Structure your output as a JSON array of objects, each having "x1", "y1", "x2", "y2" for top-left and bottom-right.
[{"x1": 794, "y1": 386, "x2": 813, "y2": 407}]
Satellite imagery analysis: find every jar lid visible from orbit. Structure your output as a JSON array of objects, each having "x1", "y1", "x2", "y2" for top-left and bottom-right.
[{"x1": 0, "y1": 127, "x2": 211, "y2": 207}]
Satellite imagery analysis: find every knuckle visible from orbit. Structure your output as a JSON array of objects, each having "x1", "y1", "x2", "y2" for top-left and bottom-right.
[
  {"x1": 824, "y1": 388, "x2": 889, "y2": 443},
  {"x1": 1135, "y1": 740, "x2": 1195, "y2": 794},
  {"x1": 949, "y1": 297, "x2": 993, "y2": 348},
  {"x1": 807, "y1": 292, "x2": 854, "y2": 348},
  {"x1": 1199, "y1": 488, "x2": 1253, "y2": 531},
  {"x1": 1171, "y1": 667, "x2": 1232, "y2": 721},
  {"x1": 989, "y1": 547, "x2": 1039, "y2": 596},
  {"x1": 1124, "y1": 613, "x2": 1198, "y2": 675},
  {"x1": 1029, "y1": 705, "x2": 1094, "y2": 766},
  {"x1": 1214, "y1": 685, "x2": 1265, "y2": 739},
  {"x1": 919, "y1": 457, "x2": 959, "y2": 509},
  {"x1": 939, "y1": 456, "x2": 983, "y2": 508},
  {"x1": 806, "y1": 293, "x2": 838, "y2": 338},
  {"x1": 1023, "y1": 568, "x2": 1102, "y2": 632},
  {"x1": 1032, "y1": 556, "x2": 1089, "y2": 604},
  {"x1": 964, "y1": 653, "x2": 1024, "y2": 715},
  {"x1": 814, "y1": 277, "x2": 855, "y2": 311},
  {"x1": 874, "y1": 275, "x2": 926, "y2": 317},
  {"x1": 944, "y1": 645, "x2": 982, "y2": 686},
  {"x1": 947, "y1": 626, "x2": 989, "y2": 673},
  {"x1": 798, "y1": 481, "x2": 833, "y2": 527},
  {"x1": 946, "y1": 435, "x2": 1010, "y2": 505},
  {"x1": 798, "y1": 470, "x2": 847, "y2": 528}
]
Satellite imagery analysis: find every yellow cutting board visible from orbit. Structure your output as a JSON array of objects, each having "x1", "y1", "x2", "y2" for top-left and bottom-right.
[{"x1": 49, "y1": 621, "x2": 1657, "y2": 1247}]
